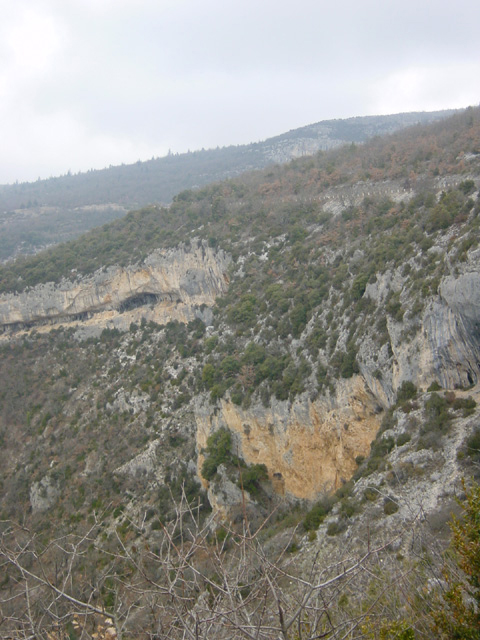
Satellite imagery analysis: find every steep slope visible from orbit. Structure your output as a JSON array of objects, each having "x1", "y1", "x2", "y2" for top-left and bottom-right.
[
  {"x1": 1, "y1": 107, "x2": 480, "y2": 638},
  {"x1": 0, "y1": 241, "x2": 230, "y2": 333},
  {"x1": 0, "y1": 109, "x2": 456, "y2": 262}
]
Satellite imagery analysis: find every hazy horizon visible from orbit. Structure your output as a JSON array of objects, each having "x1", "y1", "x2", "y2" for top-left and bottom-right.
[{"x1": 1, "y1": 0, "x2": 479, "y2": 184}]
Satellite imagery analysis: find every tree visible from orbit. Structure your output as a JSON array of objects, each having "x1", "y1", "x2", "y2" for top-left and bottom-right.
[
  {"x1": 432, "y1": 479, "x2": 480, "y2": 639},
  {"x1": 0, "y1": 490, "x2": 395, "y2": 640}
]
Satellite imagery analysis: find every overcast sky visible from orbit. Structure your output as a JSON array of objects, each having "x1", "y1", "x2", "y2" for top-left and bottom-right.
[{"x1": 1, "y1": 0, "x2": 479, "y2": 185}]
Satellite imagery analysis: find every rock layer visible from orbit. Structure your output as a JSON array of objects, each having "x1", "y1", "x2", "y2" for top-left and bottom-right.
[{"x1": 0, "y1": 240, "x2": 231, "y2": 333}]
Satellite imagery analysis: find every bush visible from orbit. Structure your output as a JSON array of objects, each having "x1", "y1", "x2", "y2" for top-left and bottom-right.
[
  {"x1": 396, "y1": 432, "x2": 411, "y2": 447},
  {"x1": 239, "y1": 464, "x2": 268, "y2": 496},
  {"x1": 453, "y1": 396, "x2": 477, "y2": 417},
  {"x1": 383, "y1": 498, "x2": 399, "y2": 515},
  {"x1": 304, "y1": 496, "x2": 335, "y2": 531},
  {"x1": 326, "y1": 519, "x2": 347, "y2": 536},
  {"x1": 340, "y1": 345, "x2": 359, "y2": 378},
  {"x1": 464, "y1": 428, "x2": 480, "y2": 463},
  {"x1": 396, "y1": 381, "x2": 417, "y2": 404},
  {"x1": 201, "y1": 428, "x2": 233, "y2": 481},
  {"x1": 340, "y1": 498, "x2": 360, "y2": 518},
  {"x1": 432, "y1": 480, "x2": 480, "y2": 638},
  {"x1": 422, "y1": 392, "x2": 452, "y2": 435},
  {"x1": 364, "y1": 488, "x2": 378, "y2": 502}
]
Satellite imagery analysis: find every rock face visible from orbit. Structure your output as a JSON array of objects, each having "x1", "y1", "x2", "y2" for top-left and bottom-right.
[
  {"x1": 195, "y1": 376, "x2": 381, "y2": 501},
  {"x1": 430, "y1": 270, "x2": 480, "y2": 388},
  {"x1": 30, "y1": 474, "x2": 60, "y2": 513},
  {"x1": 361, "y1": 253, "x2": 480, "y2": 395},
  {"x1": 196, "y1": 255, "x2": 480, "y2": 508},
  {"x1": 0, "y1": 240, "x2": 230, "y2": 334},
  {"x1": 401, "y1": 267, "x2": 480, "y2": 391}
]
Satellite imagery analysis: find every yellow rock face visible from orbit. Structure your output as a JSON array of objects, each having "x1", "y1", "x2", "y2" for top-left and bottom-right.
[{"x1": 196, "y1": 376, "x2": 382, "y2": 501}]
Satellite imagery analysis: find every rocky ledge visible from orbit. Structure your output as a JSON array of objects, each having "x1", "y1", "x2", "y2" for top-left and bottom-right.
[{"x1": 0, "y1": 240, "x2": 231, "y2": 334}]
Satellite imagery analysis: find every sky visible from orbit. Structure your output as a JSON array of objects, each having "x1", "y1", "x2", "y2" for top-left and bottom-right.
[{"x1": 1, "y1": 0, "x2": 479, "y2": 185}]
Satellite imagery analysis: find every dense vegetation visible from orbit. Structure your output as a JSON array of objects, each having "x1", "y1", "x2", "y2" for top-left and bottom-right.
[{"x1": 0, "y1": 110, "x2": 455, "y2": 262}]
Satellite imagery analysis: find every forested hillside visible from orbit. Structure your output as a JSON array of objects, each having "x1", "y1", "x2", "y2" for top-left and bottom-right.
[
  {"x1": 0, "y1": 109, "x2": 456, "y2": 262},
  {"x1": 0, "y1": 107, "x2": 480, "y2": 639}
]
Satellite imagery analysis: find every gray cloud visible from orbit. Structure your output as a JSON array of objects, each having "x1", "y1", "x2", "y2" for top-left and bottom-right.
[{"x1": 1, "y1": 0, "x2": 479, "y2": 183}]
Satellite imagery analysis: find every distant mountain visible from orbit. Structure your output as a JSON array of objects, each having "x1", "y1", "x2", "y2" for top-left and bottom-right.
[{"x1": 0, "y1": 109, "x2": 458, "y2": 262}]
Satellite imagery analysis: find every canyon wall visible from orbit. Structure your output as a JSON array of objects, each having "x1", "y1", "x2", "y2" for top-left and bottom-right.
[
  {"x1": 0, "y1": 240, "x2": 230, "y2": 334},
  {"x1": 195, "y1": 376, "x2": 381, "y2": 501}
]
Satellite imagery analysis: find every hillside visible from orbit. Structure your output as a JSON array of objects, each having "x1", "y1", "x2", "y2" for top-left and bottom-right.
[
  {"x1": 0, "y1": 109, "x2": 456, "y2": 263},
  {"x1": 1, "y1": 106, "x2": 480, "y2": 639}
]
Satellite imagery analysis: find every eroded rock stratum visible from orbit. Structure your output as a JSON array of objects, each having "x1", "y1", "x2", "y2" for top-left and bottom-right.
[
  {"x1": 195, "y1": 376, "x2": 381, "y2": 501},
  {"x1": 0, "y1": 240, "x2": 231, "y2": 334}
]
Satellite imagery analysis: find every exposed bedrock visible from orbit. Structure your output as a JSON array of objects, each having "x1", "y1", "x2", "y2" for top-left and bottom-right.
[
  {"x1": 195, "y1": 376, "x2": 381, "y2": 502},
  {"x1": 0, "y1": 240, "x2": 231, "y2": 333},
  {"x1": 423, "y1": 271, "x2": 480, "y2": 389}
]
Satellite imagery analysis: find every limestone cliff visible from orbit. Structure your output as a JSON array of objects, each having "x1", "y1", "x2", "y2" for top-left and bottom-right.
[
  {"x1": 0, "y1": 240, "x2": 230, "y2": 334},
  {"x1": 196, "y1": 251, "x2": 480, "y2": 508},
  {"x1": 195, "y1": 376, "x2": 381, "y2": 501}
]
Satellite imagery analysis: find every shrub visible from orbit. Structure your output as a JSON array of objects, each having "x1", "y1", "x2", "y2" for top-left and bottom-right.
[
  {"x1": 228, "y1": 294, "x2": 258, "y2": 328},
  {"x1": 386, "y1": 292, "x2": 404, "y2": 322},
  {"x1": 364, "y1": 488, "x2": 378, "y2": 502},
  {"x1": 396, "y1": 433, "x2": 411, "y2": 447},
  {"x1": 340, "y1": 345, "x2": 359, "y2": 378},
  {"x1": 201, "y1": 428, "x2": 233, "y2": 481},
  {"x1": 351, "y1": 273, "x2": 369, "y2": 300},
  {"x1": 432, "y1": 480, "x2": 480, "y2": 638},
  {"x1": 326, "y1": 519, "x2": 347, "y2": 536},
  {"x1": 202, "y1": 363, "x2": 217, "y2": 389},
  {"x1": 340, "y1": 498, "x2": 360, "y2": 518},
  {"x1": 384, "y1": 498, "x2": 399, "y2": 515},
  {"x1": 396, "y1": 381, "x2": 417, "y2": 404},
  {"x1": 464, "y1": 428, "x2": 480, "y2": 463},
  {"x1": 239, "y1": 464, "x2": 268, "y2": 496},
  {"x1": 370, "y1": 436, "x2": 395, "y2": 458},
  {"x1": 304, "y1": 496, "x2": 335, "y2": 531},
  {"x1": 422, "y1": 392, "x2": 452, "y2": 434},
  {"x1": 453, "y1": 396, "x2": 477, "y2": 417}
]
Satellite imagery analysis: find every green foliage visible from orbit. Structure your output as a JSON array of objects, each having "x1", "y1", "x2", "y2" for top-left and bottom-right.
[
  {"x1": 383, "y1": 498, "x2": 399, "y2": 515},
  {"x1": 433, "y1": 480, "x2": 480, "y2": 639},
  {"x1": 426, "y1": 188, "x2": 472, "y2": 232},
  {"x1": 326, "y1": 519, "x2": 347, "y2": 536},
  {"x1": 228, "y1": 294, "x2": 258, "y2": 328},
  {"x1": 362, "y1": 620, "x2": 415, "y2": 640},
  {"x1": 452, "y1": 396, "x2": 477, "y2": 417},
  {"x1": 385, "y1": 291, "x2": 404, "y2": 322},
  {"x1": 458, "y1": 179, "x2": 476, "y2": 195},
  {"x1": 303, "y1": 495, "x2": 335, "y2": 531},
  {"x1": 340, "y1": 343, "x2": 359, "y2": 378},
  {"x1": 202, "y1": 363, "x2": 216, "y2": 389},
  {"x1": 201, "y1": 428, "x2": 234, "y2": 481},
  {"x1": 423, "y1": 393, "x2": 452, "y2": 435},
  {"x1": 239, "y1": 464, "x2": 268, "y2": 496},
  {"x1": 396, "y1": 432, "x2": 411, "y2": 447},
  {"x1": 350, "y1": 273, "x2": 369, "y2": 300},
  {"x1": 464, "y1": 428, "x2": 480, "y2": 464},
  {"x1": 396, "y1": 380, "x2": 417, "y2": 404}
]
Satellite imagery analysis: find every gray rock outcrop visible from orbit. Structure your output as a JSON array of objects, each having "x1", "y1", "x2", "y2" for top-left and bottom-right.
[{"x1": 0, "y1": 240, "x2": 231, "y2": 333}]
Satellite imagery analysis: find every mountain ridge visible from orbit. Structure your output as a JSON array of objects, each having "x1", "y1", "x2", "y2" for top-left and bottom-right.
[{"x1": 0, "y1": 109, "x2": 458, "y2": 262}]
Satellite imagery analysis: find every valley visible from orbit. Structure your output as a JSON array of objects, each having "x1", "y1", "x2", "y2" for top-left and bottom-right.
[{"x1": 1, "y1": 107, "x2": 480, "y2": 638}]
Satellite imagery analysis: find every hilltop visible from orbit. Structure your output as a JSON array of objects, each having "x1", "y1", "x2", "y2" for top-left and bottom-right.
[{"x1": 0, "y1": 109, "x2": 456, "y2": 262}]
